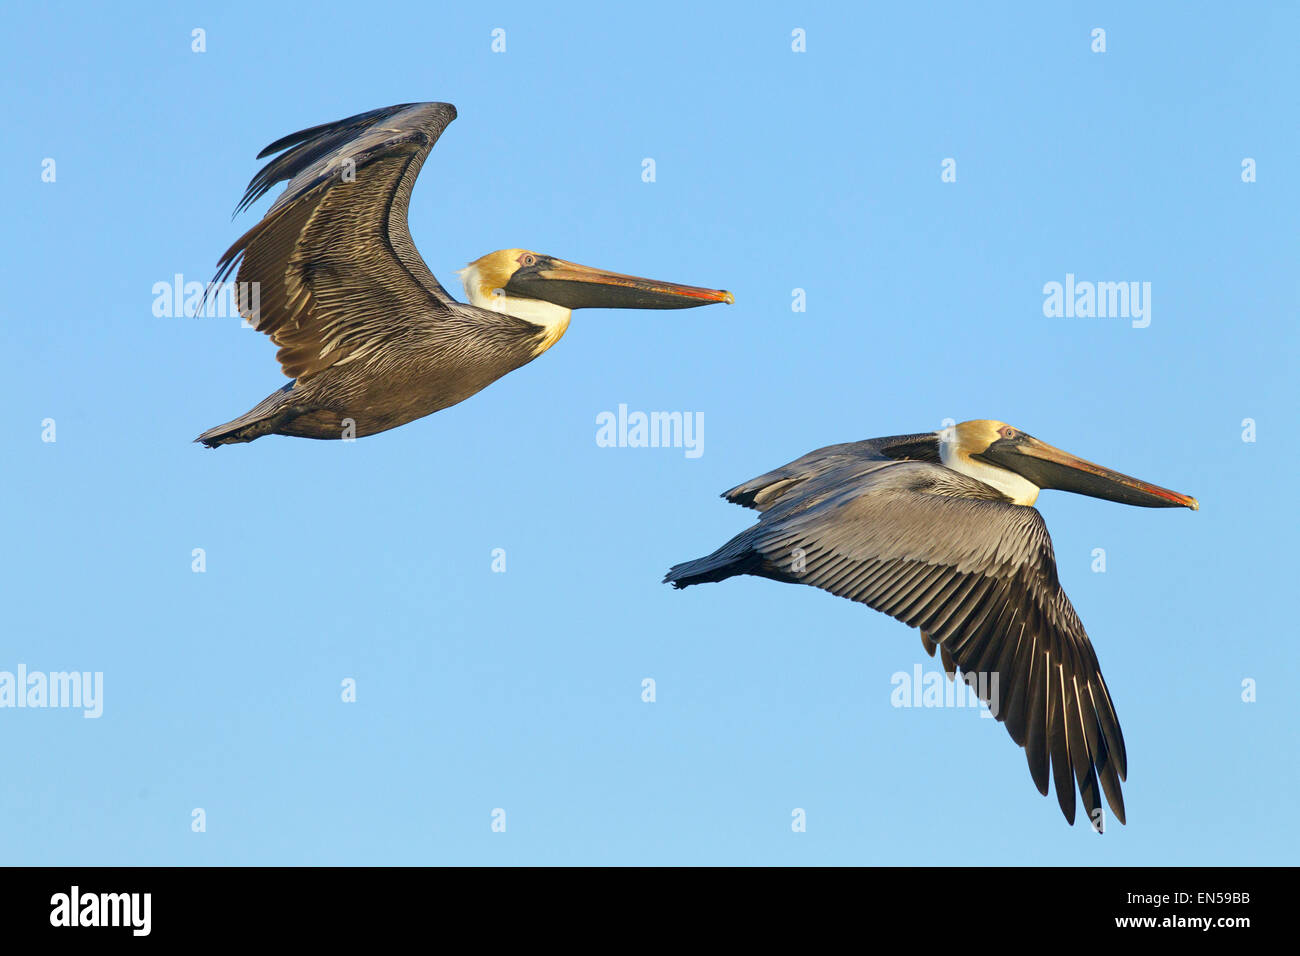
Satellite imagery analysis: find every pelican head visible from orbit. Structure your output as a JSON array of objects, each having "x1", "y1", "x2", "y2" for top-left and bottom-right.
[
  {"x1": 940, "y1": 419, "x2": 1199, "y2": 510},
  {"x1": 460, "y1": 249, "x2": 732, "y2": 315}
]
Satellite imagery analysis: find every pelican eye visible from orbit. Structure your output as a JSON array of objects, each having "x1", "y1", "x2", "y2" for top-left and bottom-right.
[
  {"x1": 1000, "y1": 427, "x2": 1018, "y2": 439},
  {"x1": 519, "y1": 253, "x2": 537, "y2": 267}
]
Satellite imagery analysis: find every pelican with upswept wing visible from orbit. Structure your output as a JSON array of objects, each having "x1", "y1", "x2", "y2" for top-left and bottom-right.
[{"x1": 196, "y1": 103, "x2": 732, "y2": 447}]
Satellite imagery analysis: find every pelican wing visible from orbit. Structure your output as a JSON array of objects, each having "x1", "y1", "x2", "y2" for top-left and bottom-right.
[
  {"x1": 740, "y1": 459, "x2": 1127, "y2": 829},
  {"x1": 207, "y1": 102, "x2": 463, "y2": 380},
  {"x1": 722, "y1": 433, "x2": 941, "y2": 512}
]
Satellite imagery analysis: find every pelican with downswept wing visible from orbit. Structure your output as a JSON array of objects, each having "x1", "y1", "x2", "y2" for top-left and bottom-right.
[{"x1": 665, "y1": 420, "x2": 1198, "y2": 831}]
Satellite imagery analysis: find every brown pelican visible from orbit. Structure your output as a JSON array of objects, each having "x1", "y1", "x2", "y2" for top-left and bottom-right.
[
  {"x1": 664, "y1": 420, "x2": 1198, "y2": 831},
  {"x1": 195, "y1": 103, "x2": 732, "y2": 447}
]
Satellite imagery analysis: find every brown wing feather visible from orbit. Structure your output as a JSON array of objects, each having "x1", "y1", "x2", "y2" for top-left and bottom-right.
[{"x1": 206, "y1": 103, "x2": 465, "y2": 381}]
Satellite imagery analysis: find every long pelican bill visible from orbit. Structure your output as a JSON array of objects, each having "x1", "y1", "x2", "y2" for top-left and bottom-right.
[
  {"x1": 977, "y1": 433, "x2": 1199, "y2": 510},
  {"x1": 504, "y1": 256, "x2": 734, "y2": 310}
]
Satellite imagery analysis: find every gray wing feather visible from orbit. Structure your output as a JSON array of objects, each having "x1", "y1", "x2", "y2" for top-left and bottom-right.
[
  {"x1": 723, "y1": 434, "x2": 938, "y2": 512},
  {"x1": 741, "y1": 459, "x2": 1127, "y2": 829}
]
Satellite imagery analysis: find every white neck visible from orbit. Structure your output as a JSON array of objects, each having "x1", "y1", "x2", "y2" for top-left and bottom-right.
[
  {"x1": 939, "y1": 433, "x2": 1040, "y2": 506},
  {"x1": 458, "y1": 264, "x2": 572, "y2": 353}
]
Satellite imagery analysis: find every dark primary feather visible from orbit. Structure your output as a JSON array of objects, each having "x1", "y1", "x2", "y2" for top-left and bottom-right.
[
  {"x1": 667, "y1": 442, "x2": 1128, "y2": 831},
  {"x1": 235, "y1": 103, "x2": 434, "y2": 215},
  {"x1": 203, "y1": 102, "x2": 502, "y2": 382}
]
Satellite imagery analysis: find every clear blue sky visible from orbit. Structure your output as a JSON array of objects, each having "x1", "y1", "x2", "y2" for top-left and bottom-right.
[{"x1": 2, "y1": 1, "x2": 1295, "y2": 865}]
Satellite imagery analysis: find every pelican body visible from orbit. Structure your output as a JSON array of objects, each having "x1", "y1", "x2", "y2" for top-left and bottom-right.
[
  {"x1": 195, "y1": 103, "x2": 732, "y2": 447},
  {"x1": 665, "y1": 420, "x2": 1198, "y2": 831}
]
